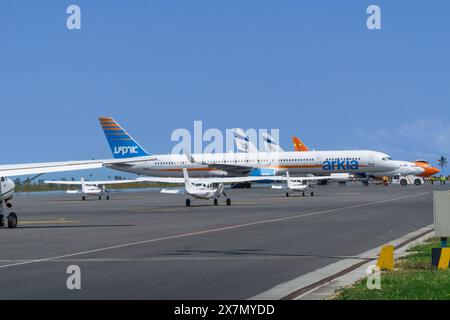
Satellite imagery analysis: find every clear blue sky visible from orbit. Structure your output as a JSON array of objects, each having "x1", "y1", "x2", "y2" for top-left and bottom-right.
[{"x1": 1, "y1": 1, "x2": 449, "y2": 179}]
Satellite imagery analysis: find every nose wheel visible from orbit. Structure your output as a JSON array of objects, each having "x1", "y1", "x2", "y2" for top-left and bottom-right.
[
  {"x1": 0, "y1": 213, "x2": 17, "y2": 229},
  {"x1": 0, "y1": 202, "x2": 18, "y2": 228},
  {"x1": 7, "y1": 213, "x2": 17, "y2": 228}
]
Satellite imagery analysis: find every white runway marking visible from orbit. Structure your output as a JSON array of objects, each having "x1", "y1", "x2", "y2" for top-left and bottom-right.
[
  {"x1": 0, "y1": 192, "x2": 429, "y2": 269},
  {"x1": 0, "y1": 255, "x2": 343, "y2": 263},
  {"x1": 335, "y1": 193, "x2": 362, "y2": 195}
]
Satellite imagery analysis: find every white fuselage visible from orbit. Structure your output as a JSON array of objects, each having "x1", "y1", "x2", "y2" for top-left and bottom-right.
[
  {"x1": 82, "y1": 184, "x2": 103, "y2": 196},
  {"x1": 288, "y1": 183, "x2": 309, "y2": 192},
  {"x1": 186, "y1": 182, "x2": 224, "y2": 200},
  {"x1": 371, "y1": 160, "x2": 424, "y2": 177},
  {"x1": 107, "y1": 150, "x2": 400, "y2": 178}
]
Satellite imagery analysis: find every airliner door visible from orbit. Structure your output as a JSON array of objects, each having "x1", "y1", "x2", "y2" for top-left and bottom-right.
[
  {"x1": 0, "y1": 177, "x2": 4, "y2": 197},
  {"x1": 368, "y1": 155, "x2": 375, "y2": 167}
]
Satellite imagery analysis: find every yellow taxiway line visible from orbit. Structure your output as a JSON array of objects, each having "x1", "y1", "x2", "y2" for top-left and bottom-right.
[{"x1": 19, "y1": 218, "x2": 81, "y2": 225}]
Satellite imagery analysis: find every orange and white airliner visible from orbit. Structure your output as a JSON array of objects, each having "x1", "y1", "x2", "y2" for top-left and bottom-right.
[
  {"x1": 291, "y1": 136, "x2": 439, "y2": 178},
  {"x1": 414, "y1": 160, "x2": 440, "y2": 177}
]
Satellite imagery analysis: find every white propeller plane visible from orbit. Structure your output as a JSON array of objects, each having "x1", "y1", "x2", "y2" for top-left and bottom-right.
[
  {"x1": 272, "y1": 171, "x2": 333, "y2": 197},
  {"x1": 44, "y1": 177, "x2": 140, "y2": 201},
  {"x1": 138, "y1": 168, "x2": 283, "y2": 207},
  {"x1": 0, "y1": 156, "x2": 155, "y2": 228}
]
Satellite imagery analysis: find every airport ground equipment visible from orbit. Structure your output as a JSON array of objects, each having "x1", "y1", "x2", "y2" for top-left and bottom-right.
[{"x1": 391, "y1": 174, "x2": 424, "y2": 186}]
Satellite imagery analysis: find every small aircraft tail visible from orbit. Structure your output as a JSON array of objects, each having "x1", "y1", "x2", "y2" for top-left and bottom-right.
[
  {"x1": 182, "y1": 168, "x2": 193, "y2": 192},
  {"x1": 292, "y1": 136, "x2": 310, "y2": 152},
  {"x1": 286, "y1": 171, "x2": 292, "y2": 189},
  {"x1": 99, "y1": 117, "x2": 150, "y2": 159},
  {"x1": 80, "y1": 177, "x2": 87, "y2": 192},
  {"x1": 233, "y1": 128, "x2": 258, "y2": 153}
]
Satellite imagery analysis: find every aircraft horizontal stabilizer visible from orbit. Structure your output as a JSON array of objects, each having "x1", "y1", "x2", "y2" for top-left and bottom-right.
[{"x1": 161, "y1": 188, "x2": 186, "y2": 195}]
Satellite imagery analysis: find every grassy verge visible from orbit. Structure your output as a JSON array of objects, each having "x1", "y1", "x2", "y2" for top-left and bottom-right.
[{"x1": 335, "y1": 237, "x2": 450, "y2": 300}]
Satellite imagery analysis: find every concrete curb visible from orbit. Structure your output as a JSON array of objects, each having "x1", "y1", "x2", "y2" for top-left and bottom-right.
[{"x1": 249, "y1": 224, "x2": 434, "y2": 300}]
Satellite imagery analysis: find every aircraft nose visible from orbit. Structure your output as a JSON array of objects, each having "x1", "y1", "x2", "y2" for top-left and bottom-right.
[
  {"x1": 430, "y1": 167, "x2": 440, "y2": 175},
  {"x1": 416, "y1": 166, "x2": 426, "y2": 175}
]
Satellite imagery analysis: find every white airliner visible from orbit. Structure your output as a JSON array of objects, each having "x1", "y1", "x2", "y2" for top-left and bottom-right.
[
  {"x1": 0, "y1": 157, "x2": 154, "y2": 228},
  {"x1": 137, "y1": 168, "x2": 285, "y2": 206},
  {"x1": 44, "y1": 177, "x2": 139, "y2": 201},
  {"x1": 99, "y1": 117, "x2": 405, "y2": 179}
]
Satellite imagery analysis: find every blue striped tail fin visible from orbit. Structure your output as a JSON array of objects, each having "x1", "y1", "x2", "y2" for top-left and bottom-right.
[{"x1": 99, "y1": 117, "x2": 150, "y2": 158}]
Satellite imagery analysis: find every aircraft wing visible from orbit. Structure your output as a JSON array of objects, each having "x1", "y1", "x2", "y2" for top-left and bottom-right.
[
  {"x1": 161, "y1": 188, "x2": 186, "y2": 194},
  {"x1": 137, "y1": 175, "x2": 284, "y2": 184},
  {"x1": 44, "y1": 179, "x2": 140, "y2": 186},
  {"x1": 66, "y1": 190, "x2": 81, "y2": 194},
  {"x1": 286, "y1": 175, "x2": 333, "y2": 182},
  {"x1": 201, "y1": 163, "x2": 256, "y2": 175},
  {"x1": 0, "y1": 160, "x2": 104, "y2": 178},
  {"x1": 0, "y1": 156, "x2": 155, "y2": 178}
]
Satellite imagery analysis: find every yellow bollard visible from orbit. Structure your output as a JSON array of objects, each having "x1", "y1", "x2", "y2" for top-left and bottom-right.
[
  {"x1": 438, "y1": 248, "x2": 450, "y2": 270},
  {"x1": 376, "y1": 245, "x2": 394, "y2": 271}
]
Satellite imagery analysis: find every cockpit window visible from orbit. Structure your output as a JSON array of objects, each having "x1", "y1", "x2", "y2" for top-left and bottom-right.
[{"x1": 382, "y1": 156, "x2": 392, "y2": 161}]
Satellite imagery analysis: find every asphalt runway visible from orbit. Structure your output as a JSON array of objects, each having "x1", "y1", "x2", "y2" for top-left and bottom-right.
[{"x1": 0, "y1": 183, "x2": 447, "y2": 299}]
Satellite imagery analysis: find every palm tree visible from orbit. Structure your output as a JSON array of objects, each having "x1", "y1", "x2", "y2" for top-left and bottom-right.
[{"x1": 438, "y1": 156, "x2": 448, "y2": 175}]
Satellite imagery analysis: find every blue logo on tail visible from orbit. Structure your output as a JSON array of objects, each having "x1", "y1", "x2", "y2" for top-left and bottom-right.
[{"x1": 99, "y1": 117, "x2": 150, "y2": 159}]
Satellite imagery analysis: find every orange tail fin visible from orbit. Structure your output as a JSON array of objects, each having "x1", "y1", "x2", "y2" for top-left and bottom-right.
[{"x1": 292, "y1": 136, "x2": 310, "y2": 152}]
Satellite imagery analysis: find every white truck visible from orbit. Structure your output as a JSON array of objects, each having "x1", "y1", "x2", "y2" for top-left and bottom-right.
[{"x1": 391, "y1": 174, "x2": 424, "y2": 186}]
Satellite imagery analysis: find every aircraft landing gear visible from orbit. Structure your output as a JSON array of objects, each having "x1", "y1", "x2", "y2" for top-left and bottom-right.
[
  {"x1": 226, "y1": 198, "x2": 231, "y2": 206},
  {"x1": 7, "y1": 213, "x2": 17, "y2": 229},
  {"x1": 6, "y1": 202, "x2": 12, "y2": 208},
  {"x1": 0, "y1": 203, "x2": 18, "y2": 229},
  {"x1": 302, "y1": 192, "x2": 305, "y2": 197},
  {"x1": 99, "y1": 195, "x2": 102, "y2": 200},
  {"x1": 107, "y1": 195, "x2": 110, "y2": 200},
  {"x1": 82, "y1": 196, "x2": 86, "y2": 201},
  {"x1": 214, "y1": 199, "x2": 218, "y2": 206},
  {"x1": 185, "y1": 199, "x2": 191, "y2": 207},
  {"x1": 286, "y1": 192, "x2": 290, "y2": 197},
  {"x1": 311, "y1": 191, "x2": 314, "y2": 196}
]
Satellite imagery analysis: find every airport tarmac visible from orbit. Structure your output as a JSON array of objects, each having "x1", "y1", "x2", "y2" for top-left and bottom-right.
[{"x1": 0, "y1": 183, "x2": 447, "y2": 299}]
